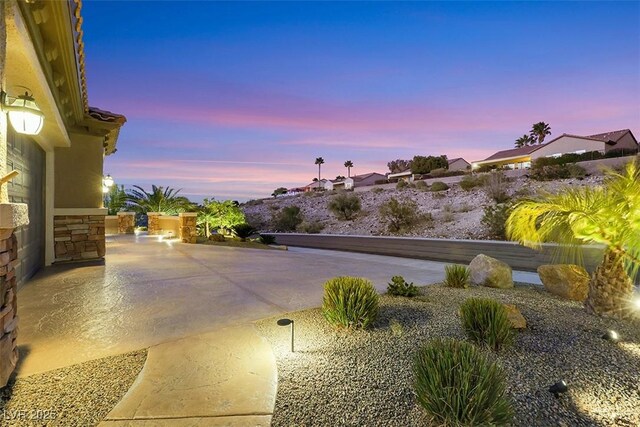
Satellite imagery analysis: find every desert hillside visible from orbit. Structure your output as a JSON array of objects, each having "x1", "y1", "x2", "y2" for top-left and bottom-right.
[{"x1": 242, "y1": 175, "x2": 604, "y2": 240}]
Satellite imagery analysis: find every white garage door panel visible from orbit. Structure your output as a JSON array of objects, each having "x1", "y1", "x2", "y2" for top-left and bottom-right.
[{"x1": 7, "y1": 130, "x2": 45, "y2": 287}]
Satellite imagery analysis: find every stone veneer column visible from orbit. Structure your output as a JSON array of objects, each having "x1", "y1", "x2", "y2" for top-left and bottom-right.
[
  {"x1": 117, "y1": 212, "x2": 135, "y2": 234},
  {"x1": 147, "y1": 212, "x2": 163, "y2": 235},
  {"x1": 0, "y1": 230, "x2": 18, "y2": 386},
  {"x1": 178, "y1": 212, "x2": 197, "y2": 243},
  {"x1": 54, "y1": 215, "x2": 106, "y2": 262}
]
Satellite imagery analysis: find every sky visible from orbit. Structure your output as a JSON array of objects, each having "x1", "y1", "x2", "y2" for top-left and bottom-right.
[{"x1": 82, "y1": 1, "x2": 640, "y2": 202}]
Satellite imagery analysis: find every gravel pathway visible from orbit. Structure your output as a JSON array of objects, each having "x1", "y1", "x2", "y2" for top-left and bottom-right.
[
  {"x1": 0, "y1": 350, "x2": 147, "y2": 426},
  {"x1": 257, "y1": 284, "x2": 640, "y2": 426}
]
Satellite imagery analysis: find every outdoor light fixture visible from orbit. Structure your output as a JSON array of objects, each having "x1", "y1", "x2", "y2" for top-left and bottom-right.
[
  {"x1": 102, "y1": 174, "x2": 114, "y2": 193},
  {"x1": 602, "y1": 330, "x2": 620, "y2": 342},
  {"x1": 1, "y1": 89, "x2": 45, "y2": 135},
  {"x1": 277, "y1": 318, "x2": 295, "y2": 352},
  {"x1": 548, "y1": 380, "x2": 568, "y2": 399}
]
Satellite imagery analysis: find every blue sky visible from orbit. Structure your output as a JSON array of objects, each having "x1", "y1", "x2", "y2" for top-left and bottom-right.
[{"x1": 82, "y1": 1, "x2": 640, "y2": 201}]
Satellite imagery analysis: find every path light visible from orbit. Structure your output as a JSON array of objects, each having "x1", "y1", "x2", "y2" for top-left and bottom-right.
[
  {"x1": 1, "y1": 89, "x2": 45, "y2": 135},
  {"x1": 548, "y1": 380, "x2": 568, "y2": 399},
  {"x1": 277, "y1": 318, "x2": 295, "y2": 352},
  {"x1": 602, "y1": 330, "x2": 620, "y2": 343}
]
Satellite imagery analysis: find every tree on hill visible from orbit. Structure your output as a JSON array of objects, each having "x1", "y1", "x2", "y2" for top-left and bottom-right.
[
  {"x1": 272, "y1": 187, "x2": 288, "y2": 198},
  {"x1": 315, "y1": 157, "x2": 325, "y2": 187},
  {"x1": 387, "y1": 159, "x2": 412, "y2": 174},
  {"x1": 344, "y1": 160, "x2": 354, "y2": 177},
  {"x1": 530, "y1": 122, "x2": 551, "y2": 144},
  {"x1": 411, "y1": 155, "x2": 448, "y2": 174},
  {"x1": 515, "y1": 134, "x2": 535, "y2": 148}
]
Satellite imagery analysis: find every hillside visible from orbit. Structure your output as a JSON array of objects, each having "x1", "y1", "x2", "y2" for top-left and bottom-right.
[{"x1": 242, "y1": 175, "x2": 604, "y2": 240}]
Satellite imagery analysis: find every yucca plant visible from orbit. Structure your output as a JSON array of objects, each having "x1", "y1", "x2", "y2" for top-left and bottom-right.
[
  {"x1": 230, "y1": 223, "x2": 256, "y2": 241},
  {"x1": 460, "y1": 298, "x2": 514, "y2": 351},
  {"x1": 259, "y1": 234, "x2": 276, "y2": 245},
  {"x1": 386, "y1": 275, "x2": 419, "y2": 297},
  {"x1": 414, "y1": 338, "x2": 513, "y2": 426},
  {"x1": 507, "y1": 160, "x2": 640, "y2": 318},
  {"x1": 444, "y1": 264, "x2": 470, "y2": 288},
  {"x1": 322, "y1": 277, "x2": 379, "y2": 329}
]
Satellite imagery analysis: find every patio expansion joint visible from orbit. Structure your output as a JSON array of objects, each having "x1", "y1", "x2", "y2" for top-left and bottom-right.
[{"x1": 105, "y1": 412, "x2": 273, "y2": 421}]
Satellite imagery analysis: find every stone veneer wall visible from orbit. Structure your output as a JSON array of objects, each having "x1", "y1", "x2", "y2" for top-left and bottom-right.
[
  {"x1": 179, "y1": 213, "x2": 197, "y2": 243},
  {"x1": 0, "y1": 231, "x2": 18, "y2": 386},
  {"x1": 54, "y1": 215, "x2": 106, "y2": 262},
  {"x1": 147, "y1": 212, "x2": 162, "y2": 235},
  {"x1": 117, "y1": 212, "x2": 135, "y2": 234}
]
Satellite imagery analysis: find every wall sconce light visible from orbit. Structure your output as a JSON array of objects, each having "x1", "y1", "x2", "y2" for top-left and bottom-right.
[
  {"x1": 1, "y1": 89, "x2": 45, "y2": 135},
  {"x1": 102, "y1": 174, "x2": 114, "y2": 193}
]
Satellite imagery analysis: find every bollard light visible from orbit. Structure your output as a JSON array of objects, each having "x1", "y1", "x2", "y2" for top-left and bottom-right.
[
  {"x1": 548, "y1": 380, "x2": 568, "y2": 399},
  {"x1": 602, "y1": 330, "x2": 619, "y2": 342},
  {"x1": 277, "y1": 318, "x2": 295, "y2": 352}
]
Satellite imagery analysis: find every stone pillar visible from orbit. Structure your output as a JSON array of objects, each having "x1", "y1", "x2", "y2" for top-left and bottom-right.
[
  {"x1": 178, "y1": 212, "x2": 197, "y2": 243},
  {"x1": 117, "y1": 212, "x2": 135, "y2": 234},
  {"x1": 147, "y1": 212, "x2": 163, "y2": 235},
  {"x1": 0, "y1": 229, "x2": 18, "y2": 387}
]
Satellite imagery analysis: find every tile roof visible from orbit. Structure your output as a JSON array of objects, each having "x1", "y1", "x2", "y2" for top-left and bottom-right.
[
  {"x1": 480, "y1": 144, "x2": 547, "y2": 162},
  {"x1": 448, "y1": 157, "x2": 470, "y2": 164},
  {"x1": 587, "y1": 129, "x2": 631, "y2": 143},
  {"x1": 88, "y1": 107, "x2": 127, "y2": 124},
  {"x1": 352, "y1": 172, "x2": 385, "y2": 181}
]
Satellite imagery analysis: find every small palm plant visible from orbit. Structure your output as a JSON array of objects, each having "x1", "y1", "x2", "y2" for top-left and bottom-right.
[
  {"x1": 507, "y1": 160, "x2": 640, "y2": 318},
  {"x1": 231, "y1": 223, "x2": 256, "y2": 241}
]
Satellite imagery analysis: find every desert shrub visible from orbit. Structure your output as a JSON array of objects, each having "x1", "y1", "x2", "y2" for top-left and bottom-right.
[
  {"x1": 379, "y1": 197, "x2": 420, "y2": 232},
  {"x1": 322, "y1": 277, "x2": 379, "y2": 329},
  {"x1": 432, "y1": 192, "x2": 445, "y2": 199},
  {"x1": 273, "y1": 206, "x2": 304, "y2": 231},
  {"x1": 442, "y1": 211, "x2": 455, "y2": 222},
  {"x1": 208, "y1": 233, "x2": 225, "y2": 242},
  {"x1": 430, "y1": 181, "x2": 449, "y2": 192},
  {"x1": 414, "y1": 339, "x2": 513, "y2": 426},
  {"x1": 328, "y1": 193, "x2": 361, "y2": 220},
  {"x1": 484, "y1": 172, "x2": 510, "y2": 203},
  {"x1": 442, "y1": 204, "x2": 453, "y2": 213},
  {"x1": 457, "y1": 202, "x2": 473, "y2": 213},
  {"x1": 259, "y1": 234, "x2": 276, "y2": 244},
  {"x1": 477, "y1": 164, "x2": 497, "y2": 173},
  {"x1": 245, "y1": 198, "x2": 264, "y2": 206},
  {"x1": 389, "y1": 319, "x2": 404, "y2": 337},
  {"x1": 530, "y1": 164, "x2": 570, "y2": 181},
  {"x1": 460, "y1": 298, "x2": 514, "y2": 350},
  {"x1": 567, "y1": 163, "x2": 587, "y2": 178},
  {"x1": 396, "y1": 180, "x2": 409, "y2": 190},
  {"x1": 414, "y1": 180, "x2": 428, "y2": 191},
  {"x1": 387, "y1": 275, "x2": 419, "y2": 297},
  {"x1": 481, "y1": 202, "x2": 513, "y2": 240},
  {"x1": 231, "y1": 223, "x2": 256, "y2": 241},
  {"x1": 444, "y1": 264, "x2": 470, "y2": 288},
  {"x1": 371, "y1": 187, "x2": 385, "y2": 194},
  {"x1": 459, "y1": 175, "x2": 483, "y2": 191},
  {"x1": 297, "y1": 220, "x2": 324, "y2": 234}
]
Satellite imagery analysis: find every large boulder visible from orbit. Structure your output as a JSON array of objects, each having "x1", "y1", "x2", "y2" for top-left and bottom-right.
[
  {"x1": 469, "y1": 254, "x2": 513, "y2": 289},
  {"x1": 537, "y1": 264, "x2": 589, "y2": 302}
]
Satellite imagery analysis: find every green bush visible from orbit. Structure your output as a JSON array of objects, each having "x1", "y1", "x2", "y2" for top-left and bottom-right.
[
  {"x1": 567, "y1": 163, "x2": 587, "y2": 179},
  {"x1": 414, "y1": 180, "x2": 428, "y2": 191},
  {"x1": 459, "y1": 175, "x2": 483, "y2": 191},
  {"x1": 386, "y1": 275, "x2": 419, "y2": 297},
  {"x1": 322, "y1": 277, "x2": 380, "y2": 329},
  {"x1": 481, "y1": 202, "x2": 513, "y2": 240},
  {"x1": 430, "y1": 181, "x2": 449, "y2": 192},
  {"x1": 379, "y1": 197, "x2": 420, "y2": 232},
  {"x1": 460, "y1": 298, "x2": 514, "y2": 350},
  {"x1": 444, "y1": 264, "x2": 470, "y2": 288},
  {"x1": 273, "y1": 206, "x2": 304, "y2": 231},
  {"x1": 328, "y1": 193, "x2": 361, "y2": 220},
  {"x1": 530, "y1": 164, "x2": 570, "y2": 181},
  {"x1": 231, "y1": 223, "x2": 256, "y2": 241},
  {"x1": 396, "y1": 180, "x2": 409, "y2": 190},
  {"x1": 297, "y1": 220, "x2": 324, "y2": 234},
  {"x1": 414, "y1": 339, "x2": 513, "y2": 426},
  {"x1": 484, "y1": 172, "x2": 510, "y2": 203},
  {"x1": 259, "y1": 234, "x2": 276, "y2": 244}
]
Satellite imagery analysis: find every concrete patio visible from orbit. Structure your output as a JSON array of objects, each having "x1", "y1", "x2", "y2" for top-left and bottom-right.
[{"x1": 15, "y1": 234, "x2": 540, "y2": 424}]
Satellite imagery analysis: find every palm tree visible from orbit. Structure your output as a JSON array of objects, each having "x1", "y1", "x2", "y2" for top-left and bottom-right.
[
  {"x1": 104, "y1": 184, "x2": 128, "y2": 215},
  {"x1": 315, "y1": 157, "x2": 325, "y2": 189},
  {"x1": 514, "y1": 134, "x2": 534, "y2": 148},
  {"x1": 344, "y1": 160, "x2": 354, "y2": 177},
  {"x1": 506, "y1": 161, "x2": 640, "y2": 318},
  {"x1": 530, "y1": 122, "x2": 551, "y2": 144},
  {"x1": 127, "y1": 185, "x2": 194, "y2": 215}
]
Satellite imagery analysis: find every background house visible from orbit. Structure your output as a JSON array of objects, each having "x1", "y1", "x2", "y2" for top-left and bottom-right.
[{"x1": 447, "y1": 157, "x2": 471, "y2": 171}]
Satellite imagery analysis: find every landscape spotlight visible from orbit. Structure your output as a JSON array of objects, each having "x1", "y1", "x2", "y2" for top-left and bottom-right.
[
  {"x1": 277, "y1": 318, "x2": 295, "y2": 353},
  {"x1": 602, "y1": 330, "x2": 619, "y2": 342},
  {"x1": 548, "y1": 380, "x2": 568, "y2": 399}
]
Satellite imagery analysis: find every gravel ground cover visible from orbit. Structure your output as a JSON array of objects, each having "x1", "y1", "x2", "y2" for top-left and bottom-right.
[
  {"x1": 256, "y1": 283, "x2": 640, "y2": 426},
  {"x1": 0, "y1": 350, "x2": 147, "y2": 426}
]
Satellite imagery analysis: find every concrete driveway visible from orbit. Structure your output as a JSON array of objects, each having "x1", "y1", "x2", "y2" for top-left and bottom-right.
[{"x1": 16, "y1": 234, "x2": 452, "y2": 376}]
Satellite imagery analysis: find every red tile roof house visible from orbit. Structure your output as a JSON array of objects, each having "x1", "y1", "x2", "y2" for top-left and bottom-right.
[
  {"x1": 448, "y1": 157, "x2": 471, "y2": 171},
  {"x1": 472, "y1": 129, "x2": 638, "y2": 170}
]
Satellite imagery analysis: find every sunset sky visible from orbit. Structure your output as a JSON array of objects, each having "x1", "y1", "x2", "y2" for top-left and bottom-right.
[{"x1": 83, "y1": 1, "x2": 640, "y2": 202}]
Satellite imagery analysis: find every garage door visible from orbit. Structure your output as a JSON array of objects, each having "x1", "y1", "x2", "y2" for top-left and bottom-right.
[{"x1": 7, "y1": 129, "x2": 45, "y2": 287}]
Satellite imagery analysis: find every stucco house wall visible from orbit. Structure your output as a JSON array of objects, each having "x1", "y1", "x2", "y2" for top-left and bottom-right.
[
  {"x1": 448, "y1": 158, "x2": 471, "y2": 171},
  {"x1": 611, "y1": 132, "x2": 638, "y2": 152},
  {"x1": 354, "y1": 173, "x2": 387, "y2": 187},
  {"x1": 531, "y1": 136, "x2": 605, "y2": 160}
]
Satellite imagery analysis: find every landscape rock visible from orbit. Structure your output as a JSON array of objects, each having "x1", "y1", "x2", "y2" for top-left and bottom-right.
[
  {"x1": 538, "y1": 264, "x2": 589, "y2": 301},
  {"x1": 503, "y1": 303, "x2": 526, "y2": 329},
  {"x1": 469, "y1": 254, "x2": 513, "y2": 288}
]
